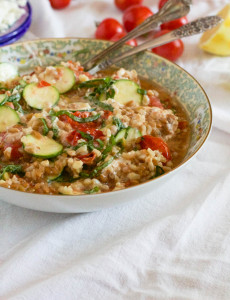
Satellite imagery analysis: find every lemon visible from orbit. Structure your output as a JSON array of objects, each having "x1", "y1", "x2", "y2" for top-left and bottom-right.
[{"x1": 199, "y1": 4, "x2": 230, "y2": 56}]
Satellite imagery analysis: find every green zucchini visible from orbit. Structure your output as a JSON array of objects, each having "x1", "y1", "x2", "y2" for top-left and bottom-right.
[
  {"x1": 42, "y1": 66, "x2": 75, "y2": 93},
  {"x1": 21, "y1": 134, "x2": 63, "y2": 158},
  {"x1": 114, "y1": 128, "x2": 127, "y2": 144},
  {"x1": 23, "y1": 83, "x2": 60, "y2": 109},
  {"x1": 100, "y1": 79, "x2": 142, "y2": 105},
  {"x1": 126, "y1": 127, "x2": 142, "y2": 142},
  {"x1": 0, "y1": 63, "x2": 18, "y2": 82},
  {"x1": 0, "y1": 106, "x2": 20, "y2": 132},
  {"x1": 0, "y1": 94, "x2": 7, "y2": 104}
]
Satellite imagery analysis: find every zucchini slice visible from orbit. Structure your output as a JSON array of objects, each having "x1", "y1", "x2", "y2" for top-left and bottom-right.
[
  {"x1": 114, "y1": 128, "x2": 127, "y2": 144},
  {"x1": 100, "y1": 79, "x2": 142, "y2": 105},
  {"x1": 0, "y1": 106, "x2": 20, "y2": 132},
  {"x1": 0, "y1": 63, "x2": 18, "y2": 82},
  {"x1": 126, "y1": 127, "x2": 142, "y2": 142},
  {"x1": 42, "y1": 66, "x2": 75, "y2": 93},
  {"x1": 0, "y1": 94, "x2": 7, "y2": 104},
  {"x1": 21, "y1": 134, "x2": 63, "y2": 158},
  {"x1": 23, "y1": 83, "x2": 60, "y2": 109}
]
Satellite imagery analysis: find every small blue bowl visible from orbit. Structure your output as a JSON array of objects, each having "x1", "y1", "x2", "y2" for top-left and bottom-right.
[{"x1": 0, "y1": 1, "x2": 32, "y2": 46}]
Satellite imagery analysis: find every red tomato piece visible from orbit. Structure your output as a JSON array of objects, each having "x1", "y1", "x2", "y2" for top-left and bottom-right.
[
  {"x1": 67, "y1": 131, "x2": 82, "y2": 146},
  {"x1": 37, "y1": 81, "x2": 51, "y2": 88},
  {"x1": 148, "y1": 95, "x2": 164, "y2": 109},
  {"x1": 102, "y1": 110, "x2": 113, "y2": 119},
  {"x1": 95, "y1": 18, "x2": 125, "y2": 40},
  {"x1": 123, "y1": 5, "x2": 153, "y2": 32},
  {"x1": 77, "y1": 152, "x2": 97, "y2": 164},
  {"x1": 158, "y1": 0, "x2": 168, "y2": 9},
  {"x1": 140, "y1": 135, "x2": 171, "y2": 160},
  {"x1": 110, "y1": 32, "x2": 138, "y2": 46},
  {"x1": 161, "y1": 16, "x2": 188, "y2": 31},
  {"x1": 151, "y1": 30, "x2": 184, "y2": 62},
  {"x1": 114, "y1": 0, "x2": 143, "y2": 11},
  {"x1": 49, "y1": 0, "x2": 71, "y2": 9},
  {"x1": 178, "y1": 120, "x2": 188, "y2": 130},
  {"x1": 4, "y1": 141, "x2": 23, "y2": 161}
]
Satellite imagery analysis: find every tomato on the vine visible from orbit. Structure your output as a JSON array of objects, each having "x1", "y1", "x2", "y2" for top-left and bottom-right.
[
  {"x1": 151, "y1": 30, "x2": 184, "y2": 62},
  {"x1": 114, "y1": 0, "x2": 143, "y2": 11},
  {"x1": 161, "y1": 16, "x2": 188, "y2": 31},
  {"x1": 95, "y1": 18, "x2": 125, "y2": 40},
  {"x1": 49, "y1": 0, "x2": 71, "y2": 9},
  {"x1": 110, "y1": 32, "x2": 138, "y2": 46},
  {"x1": 123, "y1": 5, "x2": 153, "y2": 32},
  {"x1": 140, "y1": 135, "x2": 171, "y2": 160}
]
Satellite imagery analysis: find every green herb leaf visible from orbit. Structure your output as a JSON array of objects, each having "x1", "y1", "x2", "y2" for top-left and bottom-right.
[
  {"x1": 77, "y1": 130, "x2": 93, "y2": 141},
  {"x1": 113, "y1": 117, "x2": 125, "y2": 131},
  {"x1": 137, "y1": 88, "x2": 147, "y2": 95},
  {"x1": 40, "y1": 118, "x2": 49, "y2": 136},
  {"x1": 73, "y1": 141, "x2": 88, "y2": 150},
  {"x1": 84, "y1": 186, "x2": 99, "y2": 194},
  {"x1": 90, "y1": 157, "x2": 114, "y2": 177},
  {"x1": 150, "y1": 165, "x2": 165, "y2": 179},
  {"x1": 0, "y1": 165, "x2": 24, "y2": 180},
  {"x1": 50, "y1": 110, "x2": 101, "y2": 123}
]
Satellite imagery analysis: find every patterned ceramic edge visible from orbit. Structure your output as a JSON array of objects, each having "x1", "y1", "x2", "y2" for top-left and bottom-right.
[{"x1": 0, "y1": 37, "x2": 212, "y2": 166}]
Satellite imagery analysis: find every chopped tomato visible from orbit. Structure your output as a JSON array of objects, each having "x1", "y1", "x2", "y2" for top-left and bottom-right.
[
  {"x1": 59, "y1": 111, "x2": 90, "y2": 126},
  {"x1": 37, "y1": 80, "x2": 51, "y2": 88},
  {"x1": 67, "y1": 131, "x2": 82, "y2": 146},
  {"x1": 4, "y1": 141, "x2": 23, "y2": 161},
  {"x1": 77, "y1": 152, "x2": 97, "y2": 164},
  {"x1": 148, "y1": 95, "x2": 164, "y2": 109},
  {"x1": 102, "y1": 110, "x2": 113, "y2": 119},
  {"x1": 4, "y1": 102, "x2": 14, "y2": 109},
  {"x1": 140, "y1": 135, "x2": 171, "y2": 160}
]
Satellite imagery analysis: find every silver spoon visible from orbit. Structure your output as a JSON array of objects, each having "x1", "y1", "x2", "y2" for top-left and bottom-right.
[
  {"x1": 83, "y1": 0, "x2": 192, "y2": 72},
  {"x1": 87, "y1": 16, "x2": 222, "y2": 75}
]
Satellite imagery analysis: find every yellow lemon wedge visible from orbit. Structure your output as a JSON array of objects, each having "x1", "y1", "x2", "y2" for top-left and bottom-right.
[{"x1": 199, "y1": 4, "x2": 230, "y2": 56}]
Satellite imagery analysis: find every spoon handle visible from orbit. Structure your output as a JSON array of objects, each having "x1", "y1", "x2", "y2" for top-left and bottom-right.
[
  {"x1": 83, "y1": 0, "x2": 191, "y2": 71},
  {"x1": 88, "y1": 16, "x2": 222, "y2": 75}
]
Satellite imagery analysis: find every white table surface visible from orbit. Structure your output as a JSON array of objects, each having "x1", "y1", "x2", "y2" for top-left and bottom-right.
[{"x1": 1, "y1": 0, "x2": 230, "y2": 299}]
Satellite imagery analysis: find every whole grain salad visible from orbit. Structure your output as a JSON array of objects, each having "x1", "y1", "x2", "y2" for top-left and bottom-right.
[{"x1": 0, "y1": 61, "x2": 190, "y2": 195}]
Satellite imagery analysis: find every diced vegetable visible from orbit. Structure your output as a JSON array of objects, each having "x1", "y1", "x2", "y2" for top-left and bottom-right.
[
  {"x1": 0, "y1": 94, "x2": 7, "y2": 104},
  {"x1": 100, "y1": 79, "x2": 142, "y2": 105},
  {"x1": 0, "y1": 63, "x2": 18, "y2": 82},
  {"x1": 126, "y1": 127, "x2": 142, "y2": 142},
  {"x1": 42, "y1": 66, "x2": 75, "y2": 93},
  {"x1": 23, "y1": 83, "x2": 60, "y2": 109},
  {"x1": 114, "y1": 128, "x2": 127, "y2": 144},
  {"x1": 21, "y1": 134, "x2": 63, "y2": 158},
  {"x1": 0, "y1": 106, "x2": 20, "y2": 132}
]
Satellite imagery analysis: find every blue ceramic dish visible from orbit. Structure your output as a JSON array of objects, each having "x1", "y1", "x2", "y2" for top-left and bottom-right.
[{"x1": 0, "y1": 1, "x2": 32, "y2": 46}]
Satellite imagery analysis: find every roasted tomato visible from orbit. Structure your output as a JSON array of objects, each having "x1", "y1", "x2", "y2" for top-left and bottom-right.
[
  {"x1": 140, "y1": 135, "x2": 171, "y2": 160},
  {"x1": 77, "y1": 152, "x2": 97, "y2": 164}
]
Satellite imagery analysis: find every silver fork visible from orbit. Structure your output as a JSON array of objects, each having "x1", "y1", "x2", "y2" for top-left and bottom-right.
[
  {"x1": 87, "y1": 15, "x2": 222, "y2": 75},
  {"x1": 83, "y1": 0, "x2": 192, "y2": 72}
]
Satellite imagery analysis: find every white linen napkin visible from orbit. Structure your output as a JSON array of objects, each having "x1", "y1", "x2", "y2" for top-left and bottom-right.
[{"x1": 1, "y1": 0, "x2": 230, "y2": 299}]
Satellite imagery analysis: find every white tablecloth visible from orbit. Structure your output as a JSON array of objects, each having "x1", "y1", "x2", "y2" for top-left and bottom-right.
[{"x1": 1, "y1": 0, "x2": 230, "y2": 299}]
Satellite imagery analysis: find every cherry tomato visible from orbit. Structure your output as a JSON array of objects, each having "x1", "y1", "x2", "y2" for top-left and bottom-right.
[
  {"x1": 110, "y1": 32, "x2": 138, "y2": 46},
  {"x1": 151, "y1": 30, "x2": 184, "y2": 62},
  {"x1": 37, "y1": 80, "x2": 51, "y2": 88},
  {"x1": 161, "y1": 16, "x2": 188, "y2": 31},
  {"x1": 67, "y1": 131, "x2": 82, "y2": 146},
  {"x1": 49, "y1": 0, "x2": 71, "y2": 9},
  {"x1": 77, "y1": 152, "x2": 97, "y2": 164},
  {"x1": 114, "y1": 0, "x2": 143, "y2": 11},
  {"x1": 158, "y1": 0, "x2": 168, "y2": 9},
  {"x1": 140, "y1": 135, "x2": 171, "y2": 160},
  {"x1": 123, "y1": 5, "x2": 153, "y2": 32},
  {"x1": 95, "y1": 18, "x2": 125, "y2": 40},
  {"x1": 148, "y1": 95, "x2": 164, "y2": 109},
  {"x1": 4, "y1": 141, "x2": 23, "y2": 161}
]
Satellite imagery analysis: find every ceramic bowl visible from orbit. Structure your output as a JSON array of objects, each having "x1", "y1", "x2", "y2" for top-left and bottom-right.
[{"x1": 0, "y1": 38, "x2": 211, "y2": 212}]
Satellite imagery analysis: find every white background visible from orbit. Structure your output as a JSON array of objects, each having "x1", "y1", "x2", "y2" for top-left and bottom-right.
[{"x1": 1, "y1": 0, "x2": 230, "y2": 299}]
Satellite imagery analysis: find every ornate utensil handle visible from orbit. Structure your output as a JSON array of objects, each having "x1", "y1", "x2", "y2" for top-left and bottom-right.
[
  {"x1": 88, "y1": 16, "x2": 222, "y2": 75},
  {"x1": 83, "y1": 0, "x2": 191, "y2": 71}
]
